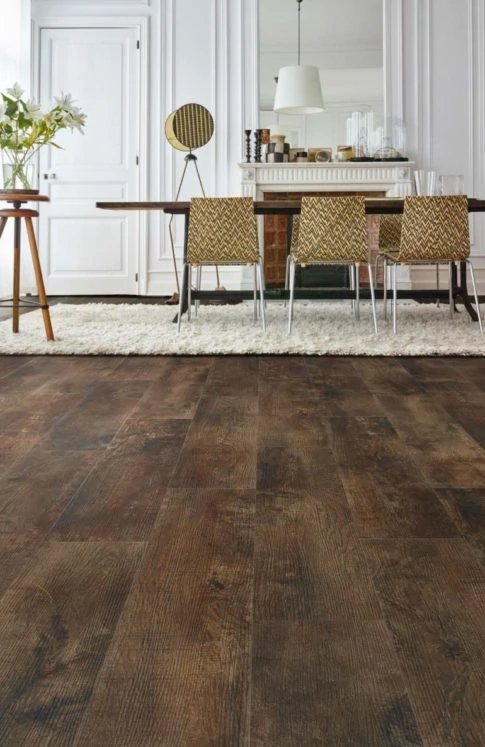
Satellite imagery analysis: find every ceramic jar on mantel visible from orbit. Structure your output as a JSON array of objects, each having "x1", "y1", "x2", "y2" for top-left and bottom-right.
[{"x1": 266, "y1": 134, "x2": 289, "y2": 163}]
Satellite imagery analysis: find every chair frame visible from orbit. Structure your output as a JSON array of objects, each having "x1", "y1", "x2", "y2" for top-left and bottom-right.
[
  {"x1": 379, "y1": 196, "x2": 483, "y2": 334},
  {"x1": 286, "y1": 197, "x2": 378, "y2": 336},
  {"x1": 177, "y1": 197, "x2": 266, "y2": 333}
]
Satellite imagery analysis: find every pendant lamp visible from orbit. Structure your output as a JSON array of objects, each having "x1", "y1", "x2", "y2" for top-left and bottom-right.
[{"x1": 273, "y1": 0, "x2": 324, "y2": 115}]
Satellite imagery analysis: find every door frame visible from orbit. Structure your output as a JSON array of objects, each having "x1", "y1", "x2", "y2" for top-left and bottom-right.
[{"x1": 31, "y1": 13, "x2": 149, "y2": 295}]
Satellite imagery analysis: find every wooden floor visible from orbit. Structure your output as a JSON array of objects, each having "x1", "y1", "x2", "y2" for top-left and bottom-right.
[{"x1": 0, "y1": 354, "x2": 484, "y2": 746}]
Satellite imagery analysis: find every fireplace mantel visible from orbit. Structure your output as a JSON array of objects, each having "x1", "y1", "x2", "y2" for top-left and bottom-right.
[{"x1": 239, "y1": 162, "x2": 414, "y2": 199}]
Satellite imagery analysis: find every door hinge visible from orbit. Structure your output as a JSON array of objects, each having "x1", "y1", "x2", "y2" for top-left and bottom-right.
[
  {"x1": 136, "y1": 156, "x2": 139, "y2": 166},
  {"x1": 137, "y1": 40, "x2": 140, "y2": 50},
  {"x1": 135, "y1": 273, "x2": 138, "y2": 282}
]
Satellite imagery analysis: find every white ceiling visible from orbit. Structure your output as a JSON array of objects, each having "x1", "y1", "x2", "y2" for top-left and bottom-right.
[{"x1": 260, "y1": 0, "x2": 383, "y2": 53}]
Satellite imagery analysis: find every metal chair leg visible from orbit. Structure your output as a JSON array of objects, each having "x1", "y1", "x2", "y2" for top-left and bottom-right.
[
  {"x1": 349, "y1": 264, "x2": 356, "y2": 315},
  {"x1": 355, "y1": 262, "x2": 360, "y2": 321},
  {"x1": 253, "y1": 263, "x2": 258, "y2": 321},
  {"x1": 288, "y1": 259, "x2": 296, "y2": 334},
  {"x1": 383, "y1": 257, "x2": 388, "y2": 321},
  {"x1": 449, "y1": 262, "x2": 453, "y2": 317},
  {"x1": 177, "y1": 263, "x2": 188, "y2": 333},
  {"x1": 194, "y1": 266, "x2": 201, "y2": 316},
  {"x1": 187, "y1": 265, "x2": 192, "y2": 321},
  {"x1": 256, "y1": 262, "x2": 266, "y2": 332},
  {"x1": 367, "y1": 262, "x2": 378, "y2": 335},
  {"x1": 392, "y1": 262, "x2": 398, "y2": 334},
  {"x1": 466, "y1": 259, "x2": 484, "y2": 334}
]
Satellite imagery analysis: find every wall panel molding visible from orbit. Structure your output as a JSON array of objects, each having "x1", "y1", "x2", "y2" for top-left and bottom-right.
[
  {"x1": 413, "y1": 0, "x2": 431, "y2": 168},
  {"x1": 383, "y1": 0, "x2": 403, "y2": 123},
  {"x1": 470, "y1": 0, "x2": 485, "y2": 255}
]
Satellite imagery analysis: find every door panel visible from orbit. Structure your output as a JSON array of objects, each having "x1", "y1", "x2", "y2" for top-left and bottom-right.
[{"x1": 38, "y1": 26, "x2": 140, "y2": 295}]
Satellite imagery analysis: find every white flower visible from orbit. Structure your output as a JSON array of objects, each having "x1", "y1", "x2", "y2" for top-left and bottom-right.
[
  {"x1": 5, "y1": 82, "x2": 24, "y2": 100},
  {"x1": 24, "y1": 100, "x2": 42, "y2": 120},
  {"x1": 54, "y1": 92, "x2": 77, "y2": 114}
]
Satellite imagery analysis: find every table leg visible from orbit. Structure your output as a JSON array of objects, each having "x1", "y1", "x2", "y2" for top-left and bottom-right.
[
  {"x1": 12, "y1": 217, "x2": 21, "y2": 333},
  {"x1": 172, "y1": 212, "x2": 190, "y2": 323},
  {"x1": 25, "y1": 216, "x2": 55, "y2": 341},
  {"x1": 455, "y1": 259, "x2": 479, "y2": 321}
]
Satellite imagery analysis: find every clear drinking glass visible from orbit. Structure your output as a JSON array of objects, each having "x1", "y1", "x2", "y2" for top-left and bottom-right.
[
  {"x1": 438, "y1": 174, "x2": 465, "y2": 195},
  {"x1": 414, "y1": 170, "x2": 438, "y2": 196}
]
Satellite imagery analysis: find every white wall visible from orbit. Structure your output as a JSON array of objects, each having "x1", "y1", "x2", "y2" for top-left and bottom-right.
[
  {"x1": 19, "y1": 0, "x2": 485, "y2": 295},
  {"x1": 402, "y1": 0, "x2": 485, "y2": 288}
]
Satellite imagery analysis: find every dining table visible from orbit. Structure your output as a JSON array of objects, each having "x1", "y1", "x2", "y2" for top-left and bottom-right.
[{"x1": 96, "y1": 197, "x2": 485, "y2": 322}]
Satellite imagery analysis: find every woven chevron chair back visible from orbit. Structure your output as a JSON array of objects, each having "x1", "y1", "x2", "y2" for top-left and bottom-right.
[
  {"x1": 187, "y1": 197, "x2": 260, "y2": 264},
  {"x1": 399, "y1": 195, "x2": 469, "y2": 261},
  {"x1": 294, "y1": 196, "x2": 368, "y2": 263},
  {"x1": 379, "y1": 214, "x2": 402, "y2": 251}
]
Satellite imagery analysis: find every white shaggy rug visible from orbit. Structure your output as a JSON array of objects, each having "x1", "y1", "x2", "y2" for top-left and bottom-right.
[{"x1": 0, "y1": 301, "x2": 483, "y2": 356}]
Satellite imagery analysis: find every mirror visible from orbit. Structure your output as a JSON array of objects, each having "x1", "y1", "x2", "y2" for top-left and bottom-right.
[{"x1": 259, "y1": 0, "x2": 384, "y2": 157}]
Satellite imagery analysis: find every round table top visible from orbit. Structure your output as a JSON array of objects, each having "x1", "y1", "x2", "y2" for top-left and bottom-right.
[{"x1": 0, "y1": 191, "x2": 49, "y2": 203}]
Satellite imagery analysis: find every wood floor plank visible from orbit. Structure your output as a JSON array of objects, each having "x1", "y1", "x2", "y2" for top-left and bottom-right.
[
  {"x1": 437, "y1": 488, "x2": 485, "y2": 540},
  {"x1": 257, "y1": 379, "x2": 346, "y2": 490},
  {"x1": 328, "y1": 415, "x2": 426, "y2": 490},
  {"x1": 204, "y1": 355, "x2": 259, "y2": 396},
  {"x1": 0, "y1": 357, "x2": 37, "y2": 380},
  {"x1": 253, "y1": 489, "x2": 381, "y2": 623},
  {"x1": 251, "y1": 620, "x2": 423, "y2": 747},
  {"x1": 0, "y1": 392, "x2": 83, "y2": 436},
  {"x1": 73, "y1": 488, "x2": 254, "y2": 747},
  {"x1": 0, "y1": 357, "x2": 121, "y2": 395},
  {"x1": 328, "y1": 415, "x2": 460, "y2": 538},
  {"x1": 353, "y1": 357, "x2": 426, "y2": 395},
  {"x1": 137, "y1": 357, "x2": 212, "y2": 419},
  {"x1": 50, "y1": 418, "x2": 189, "y2": 541},
  {"x1": 169, "y1": 393, "x2": 258, "y2": 489},
  {"x1": 250, "y1": 490, "x2": 421, "y2": 746},
  {"x1": 0, "y1": 540, "x2": 145, "y2": 747},
  {"x1": 133, "y1": 487, "x2": 255, "y2": 587},
  {"x1": 377, "y1": 393, "x2": 485, "y2": 487},
  {"x1": 363, "y1": 539, "x2": 485, "y2": 747},
  {"x1": 44, "y1": 380, "x2": 148, "y2": 451},
  {"x1": 0, "y1": 448, "x2": 100, "y2": 538},
  {"x1": 434, "y1": 388, "x2": 485, "y2": 449}
]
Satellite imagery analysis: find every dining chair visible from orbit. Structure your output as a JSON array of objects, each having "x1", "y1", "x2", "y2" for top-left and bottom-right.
[
  {"x1": 177, "y1": 197, "x2": 266, "y2": 333},
  {"x1": 378, "y1": 195, "x2": 483, "y2": 334},
  {"x1": 287, "y1": 196, "x2": 378, "y2": 335}
]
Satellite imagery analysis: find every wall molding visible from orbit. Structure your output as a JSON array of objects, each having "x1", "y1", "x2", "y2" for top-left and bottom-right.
[
  {"x1": 412, "y1": 0, "x2": 431, "y2": 168},
  {"x1": 212, "y1": 0, "x2": 230, "y2": 196},
  {"x1": 383, "y1": 0, "x2": 404, "y2": 123}
]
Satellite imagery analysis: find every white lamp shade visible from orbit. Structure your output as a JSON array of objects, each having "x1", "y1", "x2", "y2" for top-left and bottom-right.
[{"x1": 273, "y1": 65, "x2": 324, "y2": 114}]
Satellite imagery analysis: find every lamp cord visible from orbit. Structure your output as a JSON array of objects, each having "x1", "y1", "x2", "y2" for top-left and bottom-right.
[{"x1": 297, "y1": 0, "x2": 302, "y2": 65}]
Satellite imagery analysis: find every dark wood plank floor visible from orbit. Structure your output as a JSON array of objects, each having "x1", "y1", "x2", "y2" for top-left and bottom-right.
[{"x1": 0, "y1": 353, "x2": 484, "y2": 746}]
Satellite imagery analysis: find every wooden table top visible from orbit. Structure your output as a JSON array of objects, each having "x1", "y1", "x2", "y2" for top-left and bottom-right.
[{"x1": 96, "y1": 197, "x2": 485, "y2": 215}]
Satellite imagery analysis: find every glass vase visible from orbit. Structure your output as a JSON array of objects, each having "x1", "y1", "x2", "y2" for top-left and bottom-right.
[{"x1": 1, "y1": 151, "x2": 37, "y2": 192}]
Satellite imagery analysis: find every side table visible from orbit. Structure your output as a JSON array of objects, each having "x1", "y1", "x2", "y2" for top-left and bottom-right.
[{"x1": 0, "y1": 191, "x2": 54, "y2": 341}]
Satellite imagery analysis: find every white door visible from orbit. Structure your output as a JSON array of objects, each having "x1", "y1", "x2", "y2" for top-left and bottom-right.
[{"x1": 38, "y1": 27, "x2": 141, "y2": 295}]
